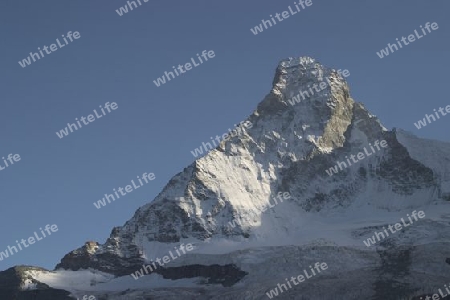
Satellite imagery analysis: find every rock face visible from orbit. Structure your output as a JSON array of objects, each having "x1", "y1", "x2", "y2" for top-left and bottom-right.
[
  {"x1": 0, "y1": 266, "x2": 73, "y2": 300},
  {"x1": 3, "y1": 56, "x2": 450, "y2": 299},
  {"x1": 55, "y1": 240, "x2": 143, "y2": 276}
]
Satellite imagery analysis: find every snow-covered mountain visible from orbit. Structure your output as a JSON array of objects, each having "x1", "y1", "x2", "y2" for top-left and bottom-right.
[{"x1": 2, "y1": 57, "x2": 450, "y2": 300}]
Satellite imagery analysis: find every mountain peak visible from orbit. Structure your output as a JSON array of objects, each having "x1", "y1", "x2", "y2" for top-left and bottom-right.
[
  {"x1": 278, "y1": 56, "x2": 317, "y2": 69},
  {"x1": 251, "y1": 56, "x2": 357, "y2": 155},
  {"x1": 272, "y1": 56, "x2": 346, "y2": 95}
]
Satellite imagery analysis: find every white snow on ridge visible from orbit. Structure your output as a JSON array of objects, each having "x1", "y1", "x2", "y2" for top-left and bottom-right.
[
  {"x1": 23, "y1": 200, "x2": 450, "y2": 298},
  {"x1": 396, "y1": 129, "x2": 450, "y2": 194},
  {"x1": 131, "y1": 199, "x2": 450, "y2": 268},
  {"x1": 25, "y1": 269, "x2": 200, "y2": 298}
]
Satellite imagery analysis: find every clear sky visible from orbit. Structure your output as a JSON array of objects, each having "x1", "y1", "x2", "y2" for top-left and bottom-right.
[{"x1": 0, "y1": 0, "x2": 448, "y2": 271}]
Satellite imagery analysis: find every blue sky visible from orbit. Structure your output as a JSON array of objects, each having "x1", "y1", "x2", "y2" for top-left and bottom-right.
[{"x1": 0, "y1": 0, "x2": 448, "y2": 270}]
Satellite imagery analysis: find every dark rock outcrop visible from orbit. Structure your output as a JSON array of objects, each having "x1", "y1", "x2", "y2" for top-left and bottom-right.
[{"x1": 0, "y1": 266, "x2": 74, "y2": 300}]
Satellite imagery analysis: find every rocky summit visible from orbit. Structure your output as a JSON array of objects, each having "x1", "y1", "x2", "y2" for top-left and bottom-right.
[{"x1": 2, "y1": 57, "x2": 450, "y2": 300}]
